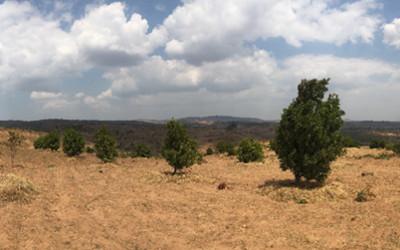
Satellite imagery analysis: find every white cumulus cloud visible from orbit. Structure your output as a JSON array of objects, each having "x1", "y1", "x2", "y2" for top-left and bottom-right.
[
  {"x1": 383, "y1": 18, "x2": 400, "y2": 49},
  {"x1": 71, "y1": 2, "x2": 166, "y2": 67},
  {"x1": 162, "y1": 0, "x2": 382, "y2": 63}
]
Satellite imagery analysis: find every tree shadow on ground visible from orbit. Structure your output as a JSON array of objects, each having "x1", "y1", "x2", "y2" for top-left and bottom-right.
[
  {"x1": 258, "y1": 178, "x2": 323, "y2": 190},
  {"x1": 162, "y1": 170, "x2": 189, "y2": 176}
]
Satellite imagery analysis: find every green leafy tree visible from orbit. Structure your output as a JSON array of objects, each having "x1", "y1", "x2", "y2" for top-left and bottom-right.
[
  {"x1": 3, "y1": 131, "x2": 25, "y2": 167},
  {"x1": 237, "y1": 138, "x2": 264, "y2": 163},
  {"x1": 273, "y1": 79, "x2": 345, "y2": 184},
  {"x1": 94, "y1": 127, "x2": 118, "y2": 162},
  {"x1": 63, "y1": 128, "x2": 85, "y2": 157},
  {"x1": 162, "y1": 119, "x2": 199, "y2": 174},
  {"x1": 33, "y1": 131, "x2": 60, "y2": 151}
]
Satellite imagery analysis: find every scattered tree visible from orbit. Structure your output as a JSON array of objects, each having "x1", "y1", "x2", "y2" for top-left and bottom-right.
[
  {"x1": 33, "y1": 131, "x2": 60, "y2": 151},
  {"x1": 162, "y1": 119, "x2": 199, "y2": 175},
  {"x1": 237, "y1": 138, "x2": 264, "y2": 163},
  {"x1": 273, "y1": 79, "x2": 345, "y2": 184},
  {"x1": 94, "y1": 127, "x2": 118, "y2": 162},
  {"x1": 63, "y1": 128, "x2": 85, "y2": 157},
  {"x1": 4, "y1": 131, "x2": 25, "y2": 167}
]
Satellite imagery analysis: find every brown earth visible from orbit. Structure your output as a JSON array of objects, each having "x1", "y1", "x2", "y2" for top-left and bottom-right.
[{"x1": 0, "y1": 129, "x2": 400, "y2": 249}]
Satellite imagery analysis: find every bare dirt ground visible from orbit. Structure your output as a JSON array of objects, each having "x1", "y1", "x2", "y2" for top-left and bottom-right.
[{"x1": 0, "y1": 129, "x2": 400, "y2": 249}]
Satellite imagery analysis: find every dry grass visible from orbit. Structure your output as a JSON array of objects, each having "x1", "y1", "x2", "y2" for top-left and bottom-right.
[
  {"x1": 0, "y1": 174, "x2": 38, "y2": 203},
  {"x1": 0, "y1": 129, "x2": 400, "y2": 249}
]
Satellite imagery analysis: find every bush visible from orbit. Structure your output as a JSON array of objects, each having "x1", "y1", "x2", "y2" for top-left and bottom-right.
[
  {"x1": 216, "y1": 141, "x2": 236, "y2": 156},
  {"x1": 369, "y1": 140, "x2": 386, "y2": 149},
  {"x1": 342, "y1": 136, "x2": 360, "y2": 148},
  {"x1": 33, "y1": 131, "x2": 60, "y2": 151},
  {"x1": 206, "y1": 147, "x2": 214, "y2": 155},
  {"x1": 86, "y1": 146, "x2": 95, "y2": 154},
  {"x1": 133, "y1": 143, "x2": 152, "y2": 158},
  {"x1": 237, "y1": 138, "x2": 264, "y2": 163},
  {"x1": 94, "y1": 127, "x2": 118, "y2": 162},
  {"x1": 162, "y1": 119, "x2": 199, "y2": 174},
  {"x1": 273, "y1": 79, "x2": 345, "y2": 184},
  {"x1": 63, "y1": 129, "x2": 85, "y2": 157},
  {"x1": 3, "y1": 131, "x2": 25, "y2": 167}
]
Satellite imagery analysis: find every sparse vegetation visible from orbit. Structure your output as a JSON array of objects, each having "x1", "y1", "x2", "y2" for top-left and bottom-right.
[
  {"x1": 389, "y1": 143, "x2": 400, "y2": 155},
  {"x1": 342, "y1": 136, "x2": 360, "y2": 148},
  {"x1": 3, "y1": 131, "x2": 25, "y2": 167},
  {"x1": 273, "y1": 79, "x2": 345, "y2": 184},
  {"x1": 369, "y1": 140, "x2": 386, "y2": 149},
  {"x1": 33, "y1": 131, "x2": 60, "y2": 151},
  {"x1": 132, "y1": 143, "x2": 152, "y2": 158},
  {"x1": 86, "y1": 146, "x2": 95, "y2": 154},
  {"x1": 355, "y1": 186, "x2": 376, "y2": 202},
  {"x1": 162, "y1": 119, "x2": 199, "y2": 175},
  {"x1": 63, "y1": 128, "x2": 85, "y2": 157},
  {"x1": 216, "y1": 141, "x2": 236, "y2": 156},
  {"x1": 237, "y1": 138, "x2": 264, "y2": 163},
  {"x1": 95, "y1": 127, "x2": 118, "y2": 163}
]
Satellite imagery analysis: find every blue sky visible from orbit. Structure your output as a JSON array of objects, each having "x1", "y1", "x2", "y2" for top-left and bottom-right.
[{"x1": 0, "y1": 0, "x2": 400, "y2": 120}]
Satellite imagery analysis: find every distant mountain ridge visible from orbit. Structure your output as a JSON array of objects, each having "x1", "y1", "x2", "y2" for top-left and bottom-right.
[{"x1": 178, "y1": 115, "x2": 266, "y2": 125}]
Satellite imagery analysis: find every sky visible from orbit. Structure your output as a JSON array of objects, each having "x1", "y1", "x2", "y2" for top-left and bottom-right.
[{"x1": 0, "y1": 0, "x2": 400, "y2": 121}]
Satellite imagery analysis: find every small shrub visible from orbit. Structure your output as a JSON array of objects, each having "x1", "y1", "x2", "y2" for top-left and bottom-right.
[
  {"x1": 86, "y1": 146, "x2": 95, "y2": 154},
  {"x1": 33, "y1": 131, "x2": 60, "y2": 151},
  {"x1": 390, "y1": 143, "x2": 400, "y2": 155},
  {"x1": 342, "y1": 136, "x2": 360, "y2": 148},
  {"x1": 162, "y1": 119, "x2": 199, "y2": 174},
  {"x1": 133, "y1": 143, "x2": 152, "y2": 158},
  {"x1": 94, "y1": 127, "x2": 118, "y2": 163},
  {"x1": 3, "y1": 131, "x2": 25, "y2": 167},
  {"x1": 216, "y1": 141, "x2": 236, "y2": 156},
  {"x1": 237, "y1": 138, "x2": 264, "y2": 163},
  {"x1": 206, "y1": 147, "x2": 214, "y2": 155},
  {"x1": 369, "y1": 140, "x2": 386, "y2": 149},
  {"x1": 63, "y1": 129, "x2": 85, "y2": 157},
  {"x1": 355, "y1": 186, "x2": 376, "y2": 202},
  {"x1": 33, "y1": 136, "x2": 46, "y2": 149}
]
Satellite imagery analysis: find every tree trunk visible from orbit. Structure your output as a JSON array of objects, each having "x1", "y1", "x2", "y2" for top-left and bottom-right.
[{"x1": 172, "y1": 167, "x2": 177, "y2": 175}]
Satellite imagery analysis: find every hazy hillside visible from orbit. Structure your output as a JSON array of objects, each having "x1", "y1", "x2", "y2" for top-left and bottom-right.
[{"x1": 1, "y1": 118, "x2": 400, "y2": 154}]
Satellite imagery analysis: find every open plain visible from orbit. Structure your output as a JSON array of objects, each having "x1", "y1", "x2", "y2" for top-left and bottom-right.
[{"x1": 0, "y1": 129, "x2": 400, "y2": 250}]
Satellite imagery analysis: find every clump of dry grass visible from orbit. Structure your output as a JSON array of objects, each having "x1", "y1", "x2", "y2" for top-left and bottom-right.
[
  {"x1": 258, "y1": 180, "x2": 348, "y2": 204},
  {"x1": 0, "y1": 174, "x2": 38, "y2": 203},
  {"x1": 355, "y1": 185, "x2": 376, "y2": 202}
]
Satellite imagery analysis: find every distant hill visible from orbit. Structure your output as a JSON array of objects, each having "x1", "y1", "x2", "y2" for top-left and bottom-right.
[
  {"x1": 179, "y1": 115, "x2": 266, "y2": 125},
  {"x1": 1, "y1": 119, "x2": 400, "y2": 154}
]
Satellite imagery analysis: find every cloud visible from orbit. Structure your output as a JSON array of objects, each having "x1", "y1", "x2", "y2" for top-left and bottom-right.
[
  {"x1": 383, "y1": 18, "x2": 400, "y2": 49},
  {"x1": 30, "y1": 91, "x2": 63, "y2": 100},
  {"x1": 71, "y1": 2, "x2": 167, "y2": 67},
  {"x1": 161, "y1": 0, "x2": 382, "y2": 63},
  {"x1": 0, "y1": 1, "x2": 80, "y2": 91},
  {"x1": 105, "y1": 49, "x2": 277, "y2": 97},
  {"x1": 280, "y1": 54, "x2": 400, "y2": 91}
]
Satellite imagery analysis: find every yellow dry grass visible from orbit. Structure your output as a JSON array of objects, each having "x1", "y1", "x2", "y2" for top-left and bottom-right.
[{"x1": 0, "y1": 174, "x2": 37, "y2": 203}]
